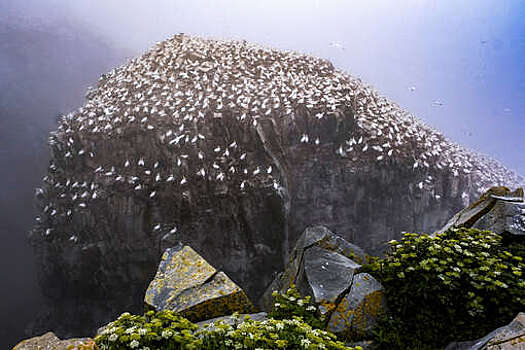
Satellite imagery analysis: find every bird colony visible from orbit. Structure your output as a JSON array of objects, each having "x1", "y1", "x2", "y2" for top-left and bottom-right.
[{"x1": 34, "y1": 34, "x2": 524, "y2": 244}]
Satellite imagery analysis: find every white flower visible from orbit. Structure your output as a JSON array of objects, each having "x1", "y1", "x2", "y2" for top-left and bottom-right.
[
  {"x1": 297, "y1": 299, "x2": 305, "y2": 306},
  {"x1": 125, "y1": 327, "x2": 135, "y2": 334},
  {"x1": 138, "y1": 328, "x2": 147, "y2": 335},
  {"x1": 306, "y1": 305, "x2": 316, "y2": 311},
  {"x1": 274, "y1": 303, "x2": 281, "y2": 307},
  {"x1": 161, "y1": 330, "x2": 173, "y2": 339},
  {"x1": 300, "y1": 338, "x2": 311, "y2": 348},
  {"x1": 289, "y1": 296, "x2": 296, "y2": 301},
  {"x1": 108, "y1": 333, "x2": 118, "y2": 342},
  {"x1": 276, "y1": 322, "x2": 284, "y2": 330},
  {"x1": 130, "y1": 340, "x2": 140, "y2": 349}
]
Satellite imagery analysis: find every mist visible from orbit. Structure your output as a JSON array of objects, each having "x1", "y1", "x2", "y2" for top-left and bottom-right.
[{"x1": 1, "y1": 0, "x2": 523, "y2": 347}]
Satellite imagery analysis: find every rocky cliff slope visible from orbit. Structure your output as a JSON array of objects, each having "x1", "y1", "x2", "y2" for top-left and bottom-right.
[{"x1": 29, "y1": 34, "x2": 524, "y2": 337}]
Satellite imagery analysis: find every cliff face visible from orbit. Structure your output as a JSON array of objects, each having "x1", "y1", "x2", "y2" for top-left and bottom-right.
[{"x1": 29, "y1": 34, "x2": 524, "y2": 337}]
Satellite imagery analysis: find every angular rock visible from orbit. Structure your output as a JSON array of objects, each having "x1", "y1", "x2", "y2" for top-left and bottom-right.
[
  {"x1": 446, "y1": 312, "x2": 525, "y2": 350},
  {"x1": 261, "y1": 225, "x2": 362, "y2": 311},
  {"x1": 327, "y1": 273, "x2": 386, "y2": 337},
  {"x1": 144, "y1": 246, "x2": 255, "y2": 322},
  {"x1": 295, "y1": 226, "x2": 369, "y2": 265},
  {"x1": 436, "y1": 187, "x2": 525, "y2": 236},
  {"x1": 473, "y1": 200, "x2": 525, "y2": 236},
  {"x1": 303, "y1": 245, "x2": 360, "y2": 304},
  {"x1": 13, "y1": 332, "x2": 97, "y2": 350}
]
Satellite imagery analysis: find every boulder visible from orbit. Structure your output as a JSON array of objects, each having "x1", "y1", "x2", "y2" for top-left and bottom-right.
[
  {"x1": 261, "y1": 225, "x2": 364, "y2": 312},
  {"x1": 13, "y1": 332, "x2": 97, "y2": 350},
  {"x1": 445, "y1": 312, "x2": 525, "y2": 350},
  {"x1": 327, "y1": 273, "x2": 386, "y2": 338},
  {"x1": 144, "y1": 245, "x2": 255, "y2": 322},
  {"x1": 262, "y1": 226, "x2": 386, "y2": 338},
  {"x1": 436, "y1": 187, "x2": 525, "y2": 236}
]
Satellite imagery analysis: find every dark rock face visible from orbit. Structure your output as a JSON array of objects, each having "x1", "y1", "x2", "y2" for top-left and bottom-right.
[{"x1": 29, "y1": 34, "x2": 524, "y2": 337}]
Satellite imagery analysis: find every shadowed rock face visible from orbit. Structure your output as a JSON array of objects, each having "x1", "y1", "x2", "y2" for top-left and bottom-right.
[{"x1": 29, "y1": 34, "x2": 524, "y2": 337}]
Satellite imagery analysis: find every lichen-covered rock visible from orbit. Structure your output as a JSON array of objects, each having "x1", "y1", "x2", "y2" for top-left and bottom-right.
[
  {"x1": 446, "y1": 312, "x2": 525, "y2": 350},
  {"x1": 327, "y1": 273, "x2": 386, "y2": 338},
  {"x1": 261, "y1": 225, "x2": 362, "y2": 311},
  {"x1": 436, "y1": 187, "x2": 525, "y2": 236},
  {"x1": 144, "y1": 245, "x2": 255, "y2": 322},
  {"x1": 29, "y1": 33, "x2": 524, "y2": 337},
  {"x1": 13, "y1": 332, "x2": 97, "y2": 350}
]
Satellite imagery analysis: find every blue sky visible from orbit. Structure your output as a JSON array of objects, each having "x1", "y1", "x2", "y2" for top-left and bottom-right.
[{"x1": 2, "y1": 0, "x2": 524, "y2": 174}]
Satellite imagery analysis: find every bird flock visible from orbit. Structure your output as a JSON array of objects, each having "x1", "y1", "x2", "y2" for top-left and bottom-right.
[{"x1": 34, "y1": 34, "x2": 524, "y2": 243}]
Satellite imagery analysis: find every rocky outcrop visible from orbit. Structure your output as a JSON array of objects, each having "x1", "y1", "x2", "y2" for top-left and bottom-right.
[
  {"x1": 446, "y1": 312, "x2": 525, "y2": 350},
  {"x1": 261, "y1": 226, "x2": 365, "y2": 310},
  {"x1": 263, "y1": 226, "x2": 386, "y2": 337},
  {"x1": 436, "y1": 187, "x2": 525, "y2": 236},
  {"x1": 29, "y1": 34, "x2": 524, "y2": 337},
  {"x1": 327, "y1": 273, "x2": 386, "y2": 338},
  {"x1": 13, "y1": 332, "x2": 97, "y2": 350},
  {"x1": 144, "y1": 245, "x2": 255, "y2": 321}
]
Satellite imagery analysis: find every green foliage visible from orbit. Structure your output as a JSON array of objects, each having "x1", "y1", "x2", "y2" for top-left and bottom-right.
[
  {"x1": 198, "y1": 314, "x2": 359, "y2": 350},
  {"x1": 366, "y1": 228, "x2": 525, "y2": 350},
  {"x1": 268, "y1": 284, "x2": 326, "y2": 330},
  {"x1": 94, "y1": 310, "x2": 200, "y2": 350},
  {"x1": 94, "y1": 307, "x2": 359, "y2": 350}
]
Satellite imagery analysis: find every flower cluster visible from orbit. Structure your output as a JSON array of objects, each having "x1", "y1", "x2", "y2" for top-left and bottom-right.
[
  {"x1": 268, "y1": 284, "x2": 325, "y2": 330},
  {"x1": 94, "y1": 309, "x2": 360, "y2": 350},
  {"x1": 365, "y1": 228, "x2": 525, "y2": 349},
  {"x1": 199, "y1": 315, "x2": 358, "y2": 350},
  {"x1": 95, "y1": 310, "x2": 200, "y2": 350}
]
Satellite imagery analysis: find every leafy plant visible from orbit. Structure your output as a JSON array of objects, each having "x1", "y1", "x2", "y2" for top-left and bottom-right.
[
  {"x1": 366, "y1": 228, "x2": 525, "y2": 349},
  {"x1": 198, "y1": 314, "x2": 359, "y2": 350},
  {"x1": 95, "y1": 310, "x2": 200, "y2": 350},
  {"x1": 268, "y1": 284, "x2": 326, "y2": 330}
]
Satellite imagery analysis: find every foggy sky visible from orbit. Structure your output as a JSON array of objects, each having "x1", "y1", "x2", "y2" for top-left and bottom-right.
[
  {"x1": 3, "y1": 0, "x2": 524, "y2": 173},
  {"x1": 1, "y1": 0, "x2": 524, "y2": 346}
]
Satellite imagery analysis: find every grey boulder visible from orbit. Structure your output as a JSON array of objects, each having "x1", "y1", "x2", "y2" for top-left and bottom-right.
[
  {"x1": 436, "y1": 187, "x2": 524, "y2": 236},
  {"x1": 446, "y1": 312, "x2": 525, "y2": 349}
]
